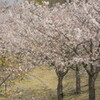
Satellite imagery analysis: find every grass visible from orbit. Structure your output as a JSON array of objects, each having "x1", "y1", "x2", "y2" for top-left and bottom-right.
[{"x1": 0, "y1": 66, "x2": 100, "y2": 100}]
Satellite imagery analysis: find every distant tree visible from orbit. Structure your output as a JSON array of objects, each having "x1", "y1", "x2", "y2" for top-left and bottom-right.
[
  {"x1": 75, "y1": 65, "x2": 81, "y2": 94},
  {"x1": 71, "y1": 65, "x2": 81, "y2": 94}
]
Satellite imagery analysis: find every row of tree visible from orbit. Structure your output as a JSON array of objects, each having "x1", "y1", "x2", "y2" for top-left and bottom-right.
[{"x1": 0, "y1": 0, "x2": 100, "y2": 100}]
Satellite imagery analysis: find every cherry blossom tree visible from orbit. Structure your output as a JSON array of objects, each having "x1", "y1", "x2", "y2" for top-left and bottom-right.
[
  {"x1": 69, "y1": 1, "x2": 100, "y2": 100},
  {"x1": 0, "y1": 1, "x2": 100, "y2": 100}
]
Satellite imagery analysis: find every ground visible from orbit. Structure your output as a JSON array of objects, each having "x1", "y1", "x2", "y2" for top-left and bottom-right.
[{"x1": 0, "y1": 66, "x2": 100, "y2": 100}]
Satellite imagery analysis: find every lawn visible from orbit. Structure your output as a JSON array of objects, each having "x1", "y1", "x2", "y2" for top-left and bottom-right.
[{"x1": 0, "y1": 66, "x2": 100, "y2": 100}]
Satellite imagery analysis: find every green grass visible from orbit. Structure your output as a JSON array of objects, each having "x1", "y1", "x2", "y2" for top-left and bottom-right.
[{"x1": 0, "y1": 66, "x2": 100, "y2": 100}]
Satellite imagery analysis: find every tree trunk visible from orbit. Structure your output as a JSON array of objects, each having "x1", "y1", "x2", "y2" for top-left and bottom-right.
[
  {"x1": 85, "y1": 0, "x2": 88, "y2": 3},
  {"x1": 69, "y1": 0, "x2": 72, "y2": 3},
  {"x1": 76, "y1": 66, "x2": 81, "y2": 94},
  {"x1": 57, "y1": 76, "x2": 63, "y2": 100},
  {"x1": 89, "y1": 75, "x2": 95, "y2": 100}
]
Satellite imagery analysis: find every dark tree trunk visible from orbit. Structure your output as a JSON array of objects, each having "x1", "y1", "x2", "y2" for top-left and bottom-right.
[
  {"x1": 57, "y1": 76, "x2": 63, "y2": 100},
  {"x1": 69, "y1": 0, "x2": 72, "y2": 3},
  {"x1": 89, "y1": 75, "x2": 95, "y2": 100},
  {"x1": 76, "y1": 66, "x2": 81, "y2": 94},
  {"x1": 85, "y1": 0, "x2": 88, "y2": 3}
]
